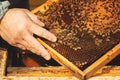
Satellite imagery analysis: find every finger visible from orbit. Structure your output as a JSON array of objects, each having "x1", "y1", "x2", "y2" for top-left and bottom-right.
[
  {"x1": 24, "y1": 10, "x2": 45, "y2": 26},
  {"x1": 23, "y1": 33, "x2": 51, "y2": 60},
  {"x1": 29, "y1": 23, "x2": 57, "y2": 42},
  {"x1": 14, "y1": 44, "x2": 26, "y2": 50}
]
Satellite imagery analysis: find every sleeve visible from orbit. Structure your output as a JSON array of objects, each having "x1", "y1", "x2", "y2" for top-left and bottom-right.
[{"x1": 0, "y1": 0, "x2": 10, "y2": 19}]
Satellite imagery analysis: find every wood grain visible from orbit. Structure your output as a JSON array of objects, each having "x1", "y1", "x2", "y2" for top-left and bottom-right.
[{"x1": 0, "y1": 48, "x2": 7, "y2": 76}]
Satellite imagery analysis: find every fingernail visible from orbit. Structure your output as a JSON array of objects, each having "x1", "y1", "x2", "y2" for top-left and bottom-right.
[
  {"x1": 44, "y1": 55, "x2": 51, "y2": 60},
  {"x1": 51, "y1": 35, "x2": 57, "y2": 42},
  {"x1": 53, "y1": 37, "x2": 57, "y2": 42}
]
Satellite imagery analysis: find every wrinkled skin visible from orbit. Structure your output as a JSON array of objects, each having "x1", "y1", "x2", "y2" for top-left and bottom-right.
[{"x1": 0, "y1": 8, "x2": 57, "y2": 60}]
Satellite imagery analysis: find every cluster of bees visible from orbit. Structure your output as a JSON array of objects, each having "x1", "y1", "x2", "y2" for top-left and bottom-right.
[{"x1": 35, "y1": 0, "x2": 120, "y2": 70}]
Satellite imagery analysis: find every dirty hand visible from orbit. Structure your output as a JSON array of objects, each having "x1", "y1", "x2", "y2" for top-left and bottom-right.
[{"x1": 0, "y1": 8, "x2": 57, "y2": 60}]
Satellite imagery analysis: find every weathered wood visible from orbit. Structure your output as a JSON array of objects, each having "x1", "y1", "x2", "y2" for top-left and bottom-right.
[
  {"x1": 6, "y1": 66, "x2": 120, "y2": 76},
  {"x1": 7, "y1": 66, "x2": 73, "y2": 76},
  {"x1": 0, "y1": 66, "x2": 120, "y2": 80},
  {"x1": 0, "y1": 48, "x2": 7, "y2": 76},
  {"x1": 0, "y1": 76, "x2": 79, "y2": 80},
  {"x1": 1, "y1": 76, "x2": 120, "y2": 80}
]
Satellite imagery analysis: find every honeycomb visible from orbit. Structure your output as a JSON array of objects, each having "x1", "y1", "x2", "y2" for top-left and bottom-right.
[{"x1": 35, "y1": 0, "x2": 120, "y2": 70}]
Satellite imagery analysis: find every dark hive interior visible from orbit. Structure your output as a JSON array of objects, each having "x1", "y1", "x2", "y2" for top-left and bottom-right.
[{"x1": 35, "y1": 0, "x2": 120, "y2": 70}]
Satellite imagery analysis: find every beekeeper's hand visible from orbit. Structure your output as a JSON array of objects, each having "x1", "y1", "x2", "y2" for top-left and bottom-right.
[{"x1": 0, "y1": 8, "x2": 57, "y2": 60}]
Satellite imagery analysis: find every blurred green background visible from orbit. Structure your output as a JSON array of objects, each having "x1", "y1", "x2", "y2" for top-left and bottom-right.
[{"x1": 29, "y1": 0, "x2": 47, "y2": 10}]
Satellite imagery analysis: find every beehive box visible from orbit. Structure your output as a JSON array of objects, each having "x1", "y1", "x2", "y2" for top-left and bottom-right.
[
  {"x1": 1, "y1": 50, "x2": 120, "y2": 80},
  {"x1": 32, "y1": 0, "x2": 120, "y2": 79},
  {"x1": 33, "y1": 0, "x2": 120, "y2": 70},
  {"x1": 0, "y1": 0, "x2": 120, "y2": 80}
]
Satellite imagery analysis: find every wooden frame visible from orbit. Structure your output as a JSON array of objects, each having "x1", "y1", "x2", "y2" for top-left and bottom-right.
[
  {"x1": 37, "y1": 38, "x2": 120, "y2": 80},
  {"x1": 0, "y1": 44, "x2": 120, "y2": 80},
  {"x1": 0, "y1": 0, "x2": 120, "y2": 80},
  {"x1": 31, "y1": 0, "x2": 120, "y2": 79},
  {"x1": 0, "y1": 48, "x2": 7, "y2": 76},
  {"x1": 1, "y1": 65, "x2": 120, "y2": 80},
  {"x1": 0, "y1": 27, "x2": 119, "y2": 79}
]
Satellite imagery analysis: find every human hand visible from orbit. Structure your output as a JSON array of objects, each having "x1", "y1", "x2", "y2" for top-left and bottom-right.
[{"x1": 0, "y1": 8, "x2": 57, "y2": 60}]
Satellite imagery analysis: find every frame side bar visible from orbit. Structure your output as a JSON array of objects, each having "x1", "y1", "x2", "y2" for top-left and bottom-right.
[{"x1": 84, "y1": 43, "x2": 120, "y2": 79}]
